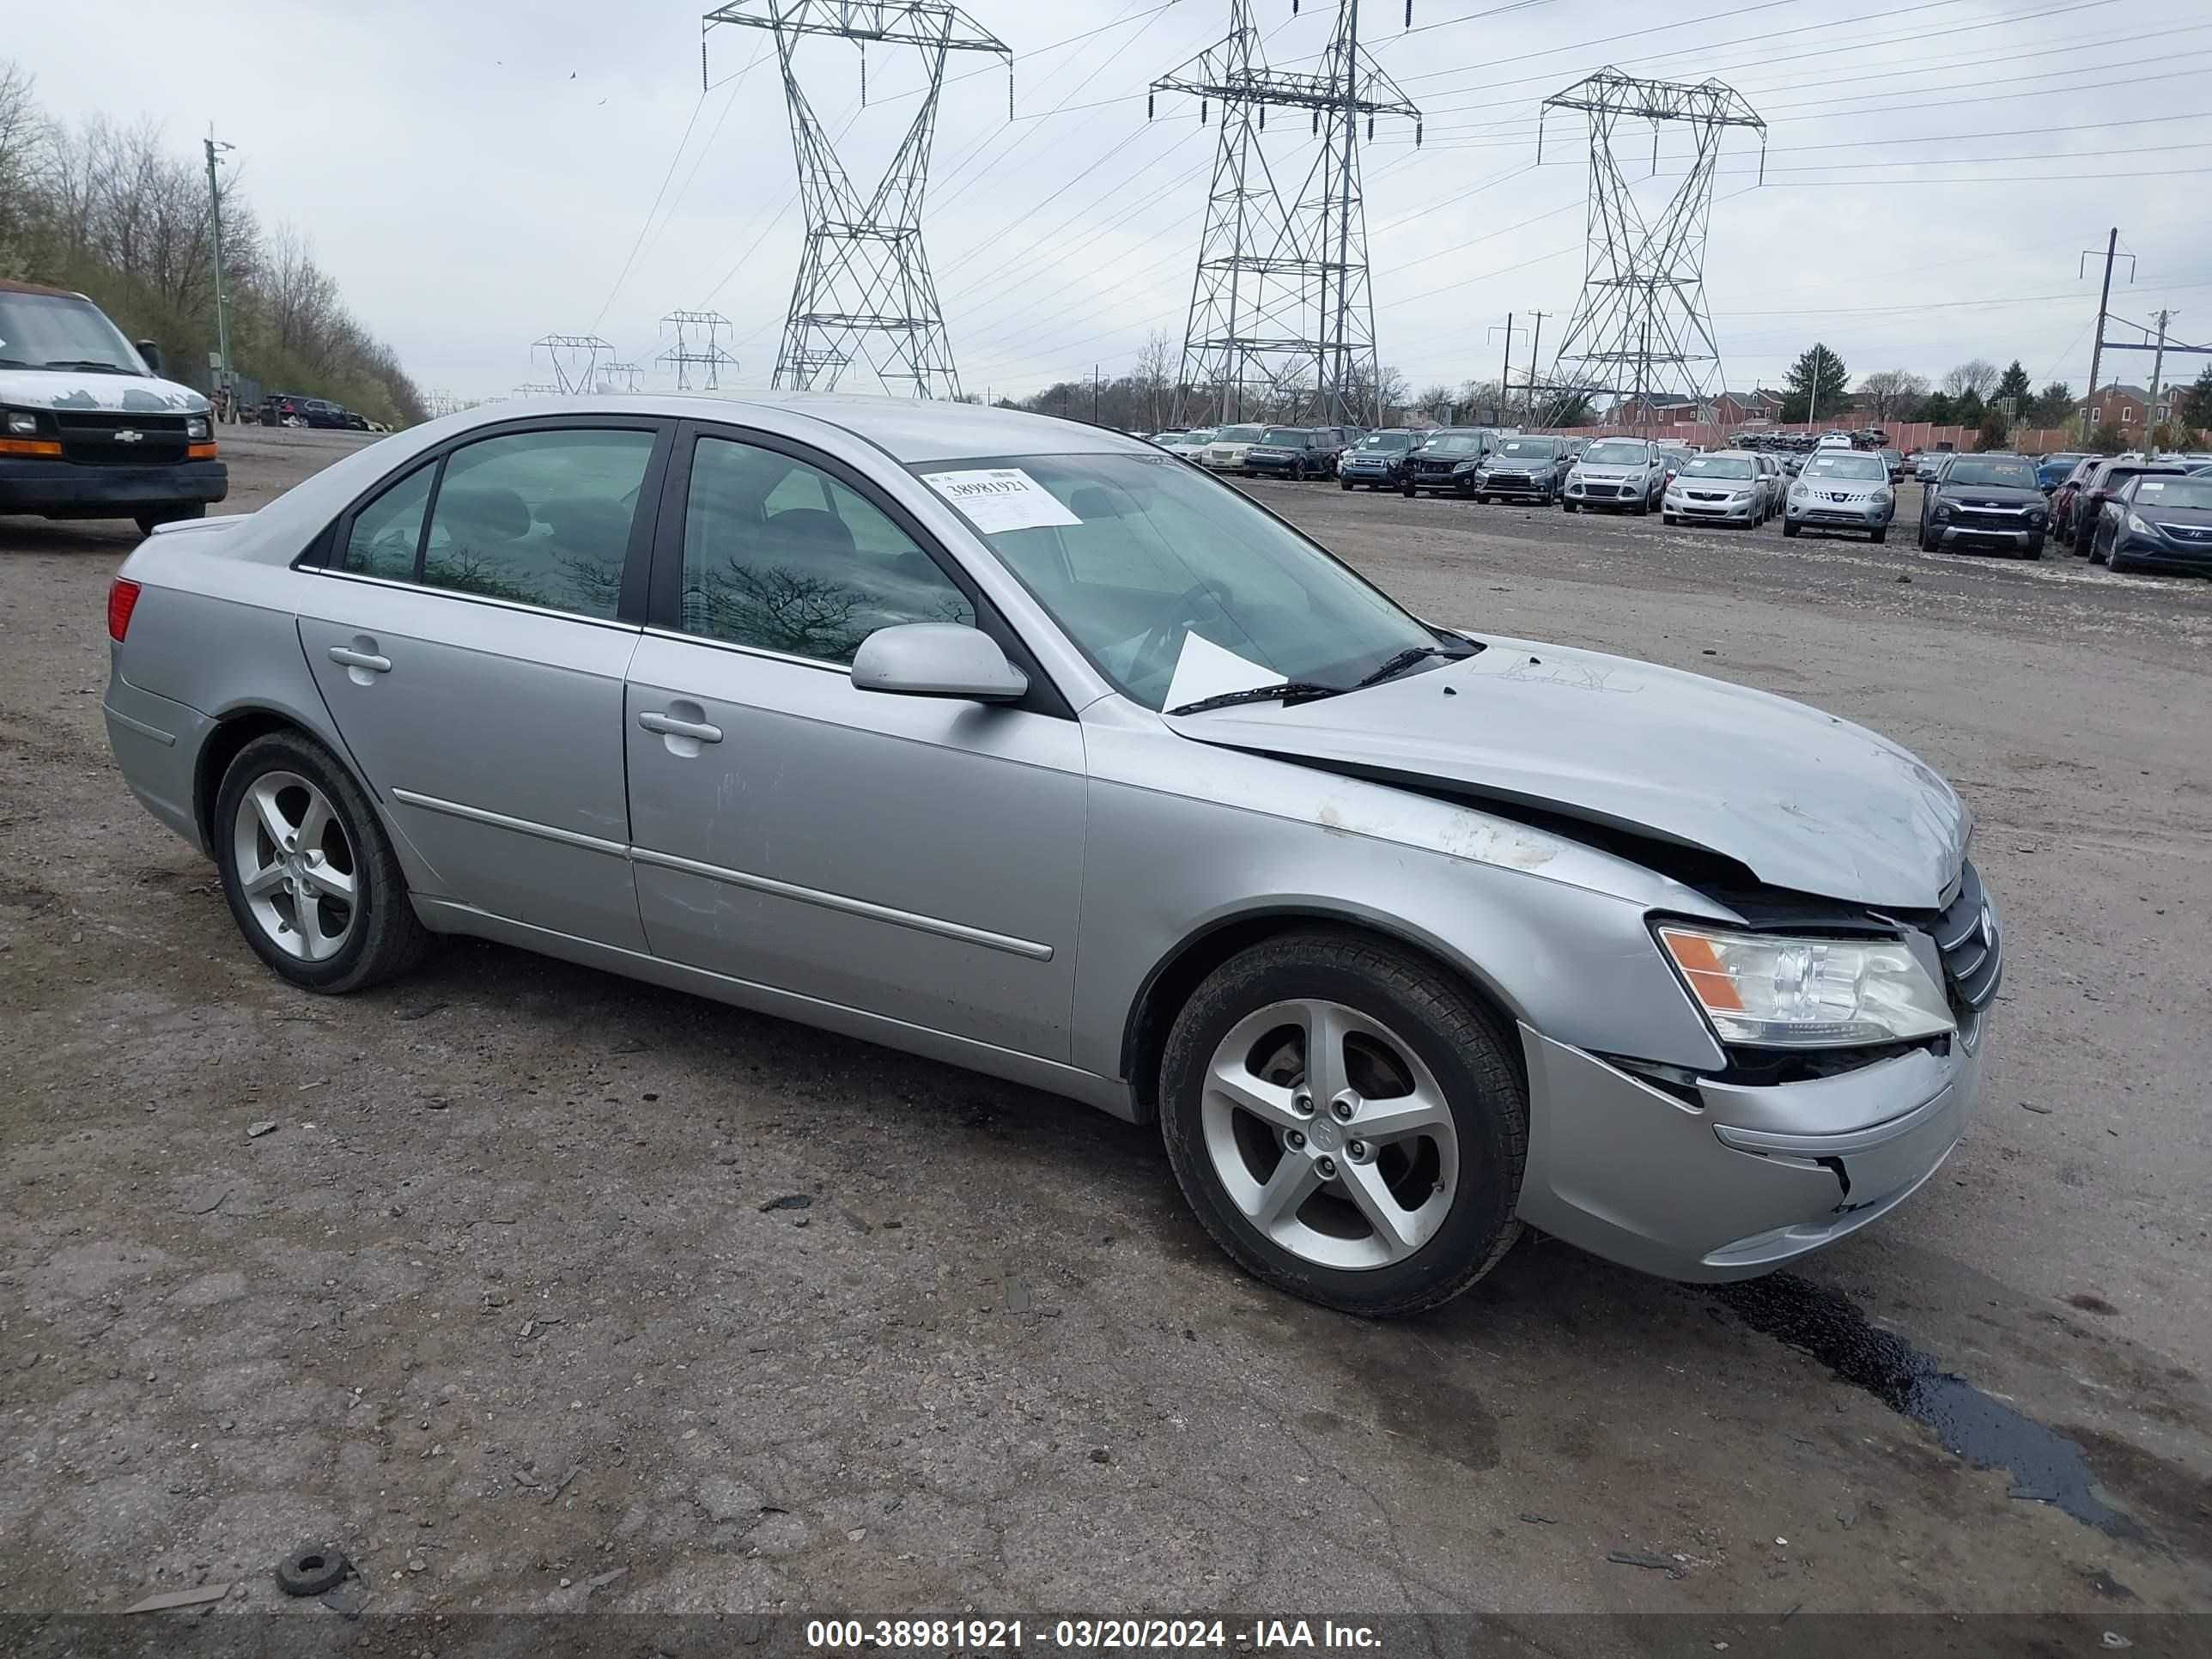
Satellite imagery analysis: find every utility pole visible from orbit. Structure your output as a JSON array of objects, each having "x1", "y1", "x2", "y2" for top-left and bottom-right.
[
  {"x1": 203, "y1": 131, "x2": 236, "y2": 416},
  {"x1": 1522, "y1": 310, "x2": 1550, "y2": 427},
  {"x1": 1092, "y1": 363, "x2": 1100, "y2": 426},
  {"x1": 2079, "y1": 229, "x2": 2132, "y2": 434},
  {"x1": 2146, "y1": 308, "x2": 2172, "y2": 444},
  {"x1": 1495, "y1": 313, "x2": 1515, "y2": 426}
]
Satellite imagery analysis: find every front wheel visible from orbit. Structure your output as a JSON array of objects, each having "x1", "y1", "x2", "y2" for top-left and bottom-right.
[
  {"x1": 1158, "y1": 930, "x2": 1527, "y2": 1317},
  {"x1": 1562, "y1": 500, "x2": 1578, "y2": 514},
  {"x1": 213, "y1": 731, "x2": 431, "y2": 994},
  {"x1": 1401, "y1": 483, "x2": 1417, "y2": 499},
  {"x1": 1783, "y1": 519, "x2": 1801, "y2": 538},
  {"x1": 1662, "y1": 513, "x2": 1678, "y2": 526},
  {"x1": 1869, "y1": 526, "x2": 1887, "y2": 545},
  {"x1": 135, "y1": 504, "x2": 206, "y2": 538},
  {"x1": 1340, "y1": 478, "x2": 1353, "y2": 491},
  {"x1": 2023, "y1": 535, "x2": 2045, "y2": 560}
]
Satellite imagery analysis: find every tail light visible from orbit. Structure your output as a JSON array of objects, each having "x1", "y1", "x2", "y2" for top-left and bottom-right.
[{"x1": 107, "y1": 577, "x2": 142, "y2": 642}]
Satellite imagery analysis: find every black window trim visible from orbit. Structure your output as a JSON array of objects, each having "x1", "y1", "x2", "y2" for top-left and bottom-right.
[
  {"x1": 303, "y1": 414, "x2": 674, "y2": 629},
  {"x1": 645, "y1": 418, "x2": 1075, "y2": 721}
]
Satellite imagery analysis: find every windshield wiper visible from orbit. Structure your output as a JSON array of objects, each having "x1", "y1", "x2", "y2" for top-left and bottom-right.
[
  {"x1": 41, "y1": 359, "x2": 131, "y2": 374},
  {"x1": 1353, "y1": 642, "x2": 1469, "y2": 690},
  {"x1": 1168, "y1": 681, "x2": 1340, "y2": 717}
]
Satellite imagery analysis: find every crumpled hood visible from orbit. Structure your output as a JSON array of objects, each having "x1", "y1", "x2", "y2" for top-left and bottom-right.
[
  {"x1": 0, "y1": 368, "x2": 208, "y2": 415},
  {"x1": 1167, "y1": 636, "x2": 1969, "y2": 909}
]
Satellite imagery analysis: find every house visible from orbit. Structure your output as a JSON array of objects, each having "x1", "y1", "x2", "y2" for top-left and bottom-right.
[
  {"x1": 2087, "y1": 381, "x2": 2180, "y2": 432},
  {"x1": 1611, "y1": 392, "x2": 1706, "y2": 427},
  {"x1": 1714, "y1": 388, "x2": 1784, "y2": 427}
]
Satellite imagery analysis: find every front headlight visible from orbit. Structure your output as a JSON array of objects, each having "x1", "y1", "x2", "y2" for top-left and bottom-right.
[
  {"x1": 2127, "y1": 512, "x2": 2152, "y2": 534},
  {"x1": 1932, "y1": 503, "x2": 1952, "y2": 521},
  {"x1": 1788, "y1": 483, "x2": 1806, "y2": 501},
  {"x1": 185, "y1": 416, "x2": 210, "y2": 441},
  {"x1": 1656, "y1": 923, "x2": 1954, "y2": 1048},
  {"x1": 5, "y1": 410, "x2": 37, "y2": 435},
  {"x1": 1454, "y1": 460, "x2": 1478, "y2": 473}
]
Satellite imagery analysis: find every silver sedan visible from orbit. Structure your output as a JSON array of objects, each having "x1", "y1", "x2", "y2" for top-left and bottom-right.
[{"x1": 103, "y1": 394, "x2": 1998, "y2": 1316}]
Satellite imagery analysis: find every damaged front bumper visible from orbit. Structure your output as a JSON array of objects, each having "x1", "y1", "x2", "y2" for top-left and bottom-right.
[{"x1": 1514, "y1": 1025, "x2": 1979, "y2": 1281}]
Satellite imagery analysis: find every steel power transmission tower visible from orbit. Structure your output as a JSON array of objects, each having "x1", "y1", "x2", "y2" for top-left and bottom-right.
[
  {"x1": 703, "y1": 2, "x2": 1010, "y2": 398},
  {"x1": 531, "y1": 334, "x2": 616, "y2": 394},
  {"x1": 1536, "y1": 70, "x2": 1764, "y2": 424},
  {"x1": 657, "y1": 309, "x2": 738, "y2": 390},
  {"x1": 1151, "y1": 0, "x2": 1419, "y2": 428}
]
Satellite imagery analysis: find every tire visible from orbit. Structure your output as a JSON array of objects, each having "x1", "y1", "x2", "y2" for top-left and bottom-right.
[
  {"x1": 1402, "y1": 483, "x2": 1417, "y2": 499},
  {"x1": 1340, "y1": 478, "x2": 1353, "y2": 491},
  {"x1": 1632, "y1": 494, "x2": 1650, "y2": 516},
  {"x1": 1473, "y1": 493, "x2": 1488, "y2": 505},
  {"x1": 1662, "y1": 513, "x2": 1677, "y2": 526},
  {"x1": 1562, "y1": 500, "x2": 1578, "y2": 514},
  {"x1": 1158, "y1": 929, "x2": 1527, "y2": 1318},
  {"x1": 1783, "y1": 519, "x2": 1801, "y2": 538},
  {"x1": 1917, "y1": 520, "x2": 1935, "y2": 552},
  {"x1": 1869, "y1": 527, "x2": 1887, "y2": 545},
  {"x1": 2024, "y1": 535, "x2": 2044, "y2": 561},
  {"x1": 213, "y1": 731, "x2": 430, "y2": 994},
  {"x1": 134, "y1": 503, "x2": 206, "y2": 538},
  {"x1": 2106, "y1": 539, "x2": 2131, "y2": 574}
]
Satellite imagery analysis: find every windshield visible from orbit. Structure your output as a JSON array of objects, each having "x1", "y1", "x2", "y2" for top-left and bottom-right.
[
  {"x1": 0, "y1": 290, "x2": 149, "y2": 374},
  {"x1": 1259, "y1": 428, "x2": 1308, "y2": 446},
  {"x1": 1424, "y1": 433, "x2": 1488, "y2": 455},
  {"x1": 1681, "y1": 456, "x2": 1756, "y2": 480},
  {"x1": 1492, "y1": 438, "x2": 1559, "y2": 459},
  {"x1": 919, "y1": 453, "x2": 1444, "y2": 713},
  {"x1": 1215, "y1": 425, "x2": 1262, "y2": 443},
  {"x1": 2136, "y1": 477, "x2": 2212, "y2": 510},
  {"x1": 1358, "y1": 431, "x2": 1413, "y2": 451},
  {"x1": 1183, "y1": 429, "x2": 1214, "y2": 444},
  {"x1": 1804, "y1": 453, "x2": 1887, "y2": 482},
  {"x1": 1944, "y1": 459, "x2": 2038, "y2": 489},
  {"x1": 1581, "y1": 440, "x2": 1649, "y2": 465}
]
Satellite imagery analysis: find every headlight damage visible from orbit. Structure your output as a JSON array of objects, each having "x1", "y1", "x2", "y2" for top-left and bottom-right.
[{"x1": 1656, "y1": 922, "x2": 1954, "y2": 1049}]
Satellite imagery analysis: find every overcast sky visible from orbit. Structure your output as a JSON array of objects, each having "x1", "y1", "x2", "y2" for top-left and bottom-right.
[{"x1": 17, "y1": 0, "x2": 2211, "y2": 405}]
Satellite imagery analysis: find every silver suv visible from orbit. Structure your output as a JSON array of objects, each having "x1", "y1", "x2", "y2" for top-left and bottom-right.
[{"x1": 1563, "y1": 437, "x2": 1666, "y2": 514}]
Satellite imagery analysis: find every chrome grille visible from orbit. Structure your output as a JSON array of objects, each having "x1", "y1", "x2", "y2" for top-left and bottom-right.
[{"x1": 1932, "y1": 860, "x2": 2002, "y2": 1014}]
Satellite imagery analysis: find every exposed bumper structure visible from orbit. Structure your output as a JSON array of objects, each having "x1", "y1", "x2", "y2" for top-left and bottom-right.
[{"x1": 1514, "y1": 1025, "x2": 1980, "y2": 1281}]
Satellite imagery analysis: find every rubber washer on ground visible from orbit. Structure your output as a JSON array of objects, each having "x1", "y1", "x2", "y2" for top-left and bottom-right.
[{"x1": 275, "y1": 1543, "x2": 349, "y2": 1596}]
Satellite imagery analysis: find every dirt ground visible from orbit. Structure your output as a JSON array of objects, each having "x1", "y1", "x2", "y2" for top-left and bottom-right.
[{"x1": 2, "y1": 428, "x2": 2208, "y2": 1632}]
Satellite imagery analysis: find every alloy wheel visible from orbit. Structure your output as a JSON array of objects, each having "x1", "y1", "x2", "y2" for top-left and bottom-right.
[
  {"x1": 1200, "y1": 999, "x2": 1458, "y2": 1271},
  {"x1": 231, "y1": 770, "x2": 359, "y2": 961}
]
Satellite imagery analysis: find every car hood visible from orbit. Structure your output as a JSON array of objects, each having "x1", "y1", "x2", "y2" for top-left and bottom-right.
[
  {"x1": 1940, "y1": 483, "x2": 2041, "y2": 504},
  {"x1": 0, "y1": 368, "x2": 210, "y2": 415},
  {"x1": 1166, "y1": 637, "x2": 1968, "y2": 909}
]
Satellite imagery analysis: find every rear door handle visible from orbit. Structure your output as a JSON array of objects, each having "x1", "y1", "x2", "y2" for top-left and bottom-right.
[
  {"x1": 327, "y1": 646, "x2": 391, "y2": 673},
  {"x1": 637, "y1": 710, "x2": 723, "y2": 744}
]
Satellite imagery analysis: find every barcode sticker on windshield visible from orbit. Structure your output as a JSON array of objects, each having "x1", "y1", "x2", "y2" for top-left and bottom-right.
[{"x1": 921, "y1": 467, "x2": 1083, "y2": 534}]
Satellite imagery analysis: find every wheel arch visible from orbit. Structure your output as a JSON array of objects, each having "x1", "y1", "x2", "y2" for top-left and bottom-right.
[{"x1": 1119, "y1": 905, "x2": 1530, "y2": 1123}]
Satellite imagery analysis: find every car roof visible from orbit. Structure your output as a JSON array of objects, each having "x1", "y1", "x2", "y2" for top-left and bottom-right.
[
  {"x1": 0, "y1": 277, "x2": 91, "y2": 300},
  {"x1": 637, "y1": 391, "x2": 1146, "y2": 463}
]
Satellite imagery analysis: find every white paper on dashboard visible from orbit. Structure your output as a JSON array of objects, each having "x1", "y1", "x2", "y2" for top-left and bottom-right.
[
  {"x1": 919, "y1": 467, "x2": 1083, "y2": 534},
  {"x1": 1163, "y1": 632, "x2": 1277, "y2": 713}
]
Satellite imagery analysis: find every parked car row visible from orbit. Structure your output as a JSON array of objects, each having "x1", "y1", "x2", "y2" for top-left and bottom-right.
[
  {"x1": 258, "y1": 392, "x2": 387, "y2": 433},
  {"x1": 2042, "y1": 451, "x2": 2212, "y2": 574}
]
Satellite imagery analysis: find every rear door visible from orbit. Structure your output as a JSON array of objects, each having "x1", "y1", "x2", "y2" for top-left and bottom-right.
[
  {"x1": 297, "y1": 417, "x2": 668, "y2": 948},
  {"x1": 622, "y1": 422, "x2": 1085, "y2": 1058}
]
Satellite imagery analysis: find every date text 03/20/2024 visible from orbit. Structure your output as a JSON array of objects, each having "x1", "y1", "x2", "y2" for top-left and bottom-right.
[{"x1": 804, "y1": 1619, "x2": 1383, "y2": 1650}]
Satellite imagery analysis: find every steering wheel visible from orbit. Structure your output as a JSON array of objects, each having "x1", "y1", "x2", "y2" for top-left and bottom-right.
[{"x1": 1130, "y1": 581, "x2": 1235, "y2": 702}]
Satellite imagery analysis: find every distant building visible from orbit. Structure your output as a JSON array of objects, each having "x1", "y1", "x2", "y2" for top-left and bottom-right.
[
  {"x1": 1715, "y1": 388, "x2": 1784, "y2": 427},
  {"x1": 1612, "y1": 392, "x2": 1705, "y2": 427},
  {"x1": 2087, "y1": 381, "x2": 2180, "y2": 432}
]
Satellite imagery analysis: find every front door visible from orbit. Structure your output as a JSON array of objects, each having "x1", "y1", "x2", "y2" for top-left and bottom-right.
[
  {"x1": 298, "y1": 420, "x2": 665, "y2": 949},
  {"x1": 623, "y1": 426, "x2": 1085, "y2": 1059}
]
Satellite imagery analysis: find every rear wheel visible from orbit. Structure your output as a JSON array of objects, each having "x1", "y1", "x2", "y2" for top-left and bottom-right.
[
  {"x1": 213, "y1": 732, "x2": 430, "y2": 994},
  {"x1": 1158, "y1": 931, "x2": 1527, "y2": 1317}
]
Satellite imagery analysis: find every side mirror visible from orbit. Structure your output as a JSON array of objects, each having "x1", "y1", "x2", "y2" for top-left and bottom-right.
[
  {"x1": 135, "y1": 339, "x2": 164, "y2": 374},
  {"x1": 851, "y1": 623, "x2": 1027, "y2": 703}
]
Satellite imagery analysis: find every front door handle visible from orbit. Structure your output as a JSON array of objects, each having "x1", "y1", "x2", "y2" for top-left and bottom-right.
[
  {"x1": 637, "y1": 710, "x2": 723, "y2": 744},
  {"x1": 327, "y1": 646, "x2": 391, "y2": 673}
]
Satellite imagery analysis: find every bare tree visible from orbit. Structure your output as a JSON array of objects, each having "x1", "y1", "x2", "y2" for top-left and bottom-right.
[
  {"x1": 1942, "y1": 358, "x2": 1999, "y2": 398},
  {"x1": 1413, "y1": 382, "x2": 1455, "y2": 422},
  {"x1": 1132, "y1": 329, "x2": 1176, "y2": 431},
  {"x1": 1856, "y1": 368, "x2": 1929, "y2": 422}
]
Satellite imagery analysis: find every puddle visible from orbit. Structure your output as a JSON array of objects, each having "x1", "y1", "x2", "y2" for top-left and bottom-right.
[{"x1": 1716, "y1": 1273, "x2": 2140, "y2": 1538}]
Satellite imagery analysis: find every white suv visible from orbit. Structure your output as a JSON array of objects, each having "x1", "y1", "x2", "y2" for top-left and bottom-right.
[{"x1": 1204, "y1": 423, "x2": 1266, "y2": 471}]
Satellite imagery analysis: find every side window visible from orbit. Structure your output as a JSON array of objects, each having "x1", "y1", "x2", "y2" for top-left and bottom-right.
[
  {"x1": 339, "y1": 463, "x2": 434, "y2": 579},
  {"x1": 418, "y1": 428, "x2": 655, "y2": 619},
  {"x1": 678, "y1": 435, "x2": 974, "y2": 663}
]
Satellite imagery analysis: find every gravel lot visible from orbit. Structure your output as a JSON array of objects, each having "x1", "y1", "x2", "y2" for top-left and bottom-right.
[{"x1": 2, "y1": 428, "x2": 2208, "y2": 1627}]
